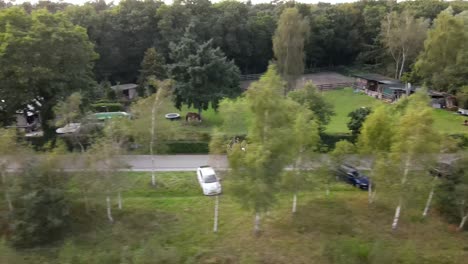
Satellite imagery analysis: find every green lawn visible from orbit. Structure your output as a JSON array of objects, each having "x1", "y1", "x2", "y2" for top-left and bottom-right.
[
  {"x1": 323, "y1": 88, "x2": 383, "y2": 134},
  {"x1": 323, "y1": 88, "x2": 468, "y2": 135},
  {"x1": 10, "y1": 172, "x2": 468, "y2": 263}
]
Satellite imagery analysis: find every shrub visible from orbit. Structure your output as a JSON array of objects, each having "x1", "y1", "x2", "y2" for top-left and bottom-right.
[{"x1": 91, "y1": 102, "x2": 124, "y2": 112}]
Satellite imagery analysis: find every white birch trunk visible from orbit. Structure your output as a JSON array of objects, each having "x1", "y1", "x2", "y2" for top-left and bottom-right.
[
  {"x1": 106, "y1": 196, "x2": 114, "y2": 223},
  {"x1": 392, "y1": 157, "x2": 411, "y2": 230},
  {"x1": 292, "y1": 193, "x2": 297, "y2": 214},
  {"x1": 392, "y1": 200, "x2": 402, "y2": 231},
  {"x1": 117, "y1": 191, "x2": 122, "y2": 210},
  {"x1": 213, "y1": 195, "x2": 219, "y2": 233},
  {"x1": 458, "y1": 215, "x2": 468, "y2": 231},
  {"x1": 150, "y1": 92, "x2": 158, "y2": 186},
  {"x1": 422, "y1": 186, "x2": 435, "y2": 218},
  {"x1": 398, "y1": 51, "x2": 406, "y2": 80},
  {"x1": 254, "y1": 212, "x2": 261, "y2": 235},
  {"x1": 368, "y1": 181, "x2": 373, "y2": 204}
]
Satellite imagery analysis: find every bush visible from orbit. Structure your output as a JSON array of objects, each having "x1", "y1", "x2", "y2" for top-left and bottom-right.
[
  {"x1": 324, "y1": 238, "x2": 371, "y2": 264},
  {"x1": 10, "y1": 161, "x2": 70, "y2": 248},
  {"x1": 91, "y1": 102, "x2": 124, "y2": 112},
  {"x1": 166, "y1": 141, "x2": 209, "y2": 154},
  {"x1": 319, "y1": 133, "x2": 354, "y2": 152}
]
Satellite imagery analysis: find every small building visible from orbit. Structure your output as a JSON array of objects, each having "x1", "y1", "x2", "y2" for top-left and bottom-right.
[
  {"x1": 428, "y1": 91, "x2": 457, "y2": 109},
  {"x1": 111, "y1": 83, "x2": 138, "y2": 101},
  {"x1": 353, "y1": 73, "x2": 413, "y2": 102}
]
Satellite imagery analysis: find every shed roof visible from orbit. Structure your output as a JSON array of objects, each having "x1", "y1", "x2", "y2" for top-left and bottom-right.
[
  {"x1": 111, "y1": 83, "x2": 138, "y2": 92},
  {"x1": 353, "y1": 73, "x2": 401, "y2": 84}
]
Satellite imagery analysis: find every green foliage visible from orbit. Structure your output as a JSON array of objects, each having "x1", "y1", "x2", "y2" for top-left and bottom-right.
[
  {"x1": 228, "y1": 64, "x2": 298, "y2": 213},
  {"x1": 456, "y1": 86, "x2": 468, "y2": 109},
  {"x1": 53, "y1": 92, "x2": 83, "y2": 127},
  {"x1": 10, "y1": 159, "x2": 70, "y2": 248},
  {"x1": 90, "y1": 102, "x2": 124, "y2": 113},
  {"x1": 380, "y1": 10, "x2": 429, "y2": 79},
  {"x1": 357, "y1": 105, "x2": 394, "y2": 154},
  {"x1": 138, "y1": 47, "x2": 167, "y2": 96},
  {"x1": 324, "y1": 238, "x2": 370, "y2": 264},
  {"x1": 330, "y1": 140, "x2": 355, "y2": 165},
  {"x1": 436, "y1": 154, "x2": 468, "y2": 229},
  {"x1": 288, "y1": 82, "x2": 335, "y2": 131},
  {"x1": 414, "y1": 7, "x2": 468, "y2": 93},
  {"x1": 218, "y1": 96, "x2": 251, "y2": 137},
  {"x1": 168, "y1": 24, "x2": 241, "y2": 113},
  {"x1": 347, "y1": 107, "x2": 372, "y2": 138},
  {"x1": 167, "y1": 141, "x2": 209, "y2": 154},
  {"x1": 273, "y1": 7, "x2": 309, "y2": 90},
  {"x1": 0, "y1": 8, "x2": 98, "y2": 131}
]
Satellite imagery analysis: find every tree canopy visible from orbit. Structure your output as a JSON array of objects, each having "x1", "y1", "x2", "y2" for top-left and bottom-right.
[
  {"x1": 0, "y1": 7, "x2": 97, "y2": 132},
  {"x1": 168, "y1": 24, "x2": 241, "y2": 114}
]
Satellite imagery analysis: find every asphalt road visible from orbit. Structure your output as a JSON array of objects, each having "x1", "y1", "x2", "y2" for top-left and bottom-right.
[{"x1": 1, "y1": 154, "x2": 459, "y2": 172}]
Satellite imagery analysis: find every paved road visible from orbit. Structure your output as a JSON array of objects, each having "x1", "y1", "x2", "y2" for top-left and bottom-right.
[{"x1": 1, "y1": 154, "x2": 459, "y2": 172}]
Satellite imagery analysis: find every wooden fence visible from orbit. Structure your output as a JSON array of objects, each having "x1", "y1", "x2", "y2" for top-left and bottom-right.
[{"x1": 316, "y1": 82, "x2": 356, "y2": 91}]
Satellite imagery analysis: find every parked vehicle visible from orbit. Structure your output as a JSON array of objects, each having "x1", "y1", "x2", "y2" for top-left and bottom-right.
[
  {"x1": 196, "y1": 166, "x2": 222, "y2": 196},
  {"x1": 336, "y1": 164, "x2": 369, "y2": 190}
]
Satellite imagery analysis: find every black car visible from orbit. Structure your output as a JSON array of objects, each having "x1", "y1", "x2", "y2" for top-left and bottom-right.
[{"x1": 336, "y1": 164, "x2": 370, "y2": 190}]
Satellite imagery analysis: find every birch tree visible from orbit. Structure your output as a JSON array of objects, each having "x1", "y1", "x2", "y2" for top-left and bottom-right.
[
  {"x1": 389, "y1": 92, "x2": 439, "y2": 231},
  {"x1": 228, "y1": 65, "x2": 296, "y2": 235},
  {"x1": 273, "y1": 7, "x2": 310, "y2": 92},
  {"x1": 357, "y1": 105, "x2": 395, "y2": 204},
  {"x1": 381, "y1": 10, "x2": 429, "y2": 79},
  {"x1": 289, "y1": 108, "x2": 319, "y2": 214},
  {"x1": 452, "y1": 156, "x2": 468, "y2": 231},
  {"x1": 86, "y1": 136, "x2": 126, "y2": 223},
  {"x1": 0, "y1": 128, "x2": 26, "y2": 212},
  {"x1": 122, "y1": 80, "x2": 173, "y2": 186}
]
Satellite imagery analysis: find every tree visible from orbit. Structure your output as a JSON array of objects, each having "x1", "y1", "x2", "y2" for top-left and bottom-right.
[
  {"x1": 273, "y1": 7, "x2": 309, "y2": 92},
  {"x1": 53, "y1": 92, "x2": 85, "y2": 152},
  {"x1": 218, "y1": 96, "x2": 251, "y2": 138},
  {"x1": 138, "y1": 48, "x2": 167, "y2": 96},
  {"x1": 357, "y1": 105, "x2": 395, "y2": 203},
  {"x1": 456, "y1": 86, "x2": 468, "y2": 109},
  {"x1": 288, "y1": 82, "x2": 334, "y2": 132},
  {"x1": 380, "y1": 10, "x2": 429, "y2": 79},
  {"x1": 347, "y1": 107, "x2": 372, "y2": 139},
  {"x1": 389, "y1": 91, "x2": 439, "y2": 231},
  {"x1": 289, "y1": 108, "x2": 320, "y2": 213},
  {"x1": 0, "y1": 129, "x2": 22, "y2": 213},
  {"x1": 168, "y1": 24, "x2": 241, "y2": 116},
  {"x1": 148, "y1": 80, "x2": 172, "y2": 186},
  {"x1": 414, "y1": 7, "x2": 468, "y2": 93},
  {"x1": 0, "y1": 8, "x2": 98, "y2": 136},
  {"x1": 228, "y1": 64, "x2": 297, "y2": 235},
  {"x1": 10, "y1": 155, "x2": 70, "y2": 248}
]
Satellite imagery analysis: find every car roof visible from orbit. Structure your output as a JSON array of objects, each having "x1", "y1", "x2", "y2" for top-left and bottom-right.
[{"x1": 199, "y1": 166, "x2": 215, "y2": 176}]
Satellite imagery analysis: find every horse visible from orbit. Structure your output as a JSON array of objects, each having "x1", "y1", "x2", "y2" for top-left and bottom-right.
[{"x1": 186, "y1": 112, "x2": 202, "y2": 122}]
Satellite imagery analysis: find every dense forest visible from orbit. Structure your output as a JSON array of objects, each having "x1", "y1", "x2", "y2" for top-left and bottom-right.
[
  {"x1": 2, "y1": 0, "x2": 468, "y2": 133},
  {"x1": 1, "y1": 0, "x2": 468, "y2": 84}
]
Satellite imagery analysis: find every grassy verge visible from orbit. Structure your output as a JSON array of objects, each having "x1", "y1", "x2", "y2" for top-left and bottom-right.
[
  {"x1": 323, "y1": 88, "x2": 468, "y2": 136},
  {"x1": 8, "y1": 171, "x2": 468, "y2": 263}
]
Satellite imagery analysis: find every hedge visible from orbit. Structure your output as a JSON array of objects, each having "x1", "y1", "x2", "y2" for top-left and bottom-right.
[
  {"x1": 166, "y1": 141, "x2": 209, "y2": 154},
  {"x1": 91, "y1": 102, "x2": 124, "y2": 112}
]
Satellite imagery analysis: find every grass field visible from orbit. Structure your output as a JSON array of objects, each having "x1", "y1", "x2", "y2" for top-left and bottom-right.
[
  {"x1": 10, "y1": 172, "x2": 468, "y2": 263},
  {"x1": 323, "y1": 88, "x2": 468, "y2": 135},
  {"x1": 322, "y1": 88, "x2": 382, "y2": 134}
]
